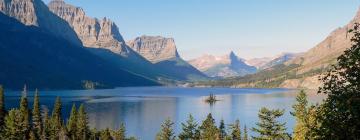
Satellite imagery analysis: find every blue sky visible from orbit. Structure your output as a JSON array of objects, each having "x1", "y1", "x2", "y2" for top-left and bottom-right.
[{"x1": 44, "y1": 0, "x2": 360, "y2": 60}]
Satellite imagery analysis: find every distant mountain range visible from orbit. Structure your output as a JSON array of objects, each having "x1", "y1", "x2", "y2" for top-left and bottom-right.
[
  {"x1": 198, "y1": 8, "x2": 360, "y2": 89},
  {"x1": 189, "y1": 51, "x2": 299, "y2": 78}
]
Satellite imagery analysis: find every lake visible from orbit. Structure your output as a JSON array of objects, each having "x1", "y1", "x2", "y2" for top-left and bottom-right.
[{"x1": 4, "y1": 87, "x2": 325, "y2": 139}]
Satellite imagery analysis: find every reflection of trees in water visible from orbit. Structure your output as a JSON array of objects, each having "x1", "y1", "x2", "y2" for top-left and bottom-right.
[{"x1": 86, "y1": 97, "x2": 177, "y2": 138}]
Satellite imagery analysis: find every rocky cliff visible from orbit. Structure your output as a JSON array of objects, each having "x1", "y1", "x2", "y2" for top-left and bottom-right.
[
  {"x1": 48, "y1": 0, "x2": 131, "y2": 55},
  {"x1": 127, "y1": 36, "x2": 180, "y2": 63},
  {"x1": 189, "y1": 51, "x2": 257, "y2": 77},
  {"x1": 0, "y1": 0, "x2": 82, "y2": 46},
  {"x1": 127, "y1": 35, "x2": 208, "y2": 81}
]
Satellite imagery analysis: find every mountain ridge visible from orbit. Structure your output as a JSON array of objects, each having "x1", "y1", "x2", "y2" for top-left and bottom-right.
[{"x1": 0, "y1": 11, "x2": 159, "y2": 90}]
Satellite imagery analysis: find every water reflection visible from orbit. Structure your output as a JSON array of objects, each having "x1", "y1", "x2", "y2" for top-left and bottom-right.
[{"x1": 4, "y1": 87, "x2": 324, "y2": 139}]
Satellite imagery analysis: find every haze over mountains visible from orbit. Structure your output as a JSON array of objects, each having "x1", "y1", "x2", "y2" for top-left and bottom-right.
[
  {"x1": 189, "y1": 51, "x2": 299, "y2": 78},
  {"x1": 201, "y1": 7, "x2": 360, "y2": 89}
]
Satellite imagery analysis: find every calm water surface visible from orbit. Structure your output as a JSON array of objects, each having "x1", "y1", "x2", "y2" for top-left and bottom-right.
[{"x1": 4, "y1": 87, "x2": 324, "y2": 139}]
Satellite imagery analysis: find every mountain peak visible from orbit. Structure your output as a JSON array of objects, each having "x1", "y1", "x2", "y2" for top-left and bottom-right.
[
  {"x1": 0, "y1": 0, "x2": 82, "y2": 46},
  {"x1": 127, "y1": 35, "x2": 180, "y2": 63},
  {"x1": 48, "y1": 0, "x2": 131, "y2": 55}
]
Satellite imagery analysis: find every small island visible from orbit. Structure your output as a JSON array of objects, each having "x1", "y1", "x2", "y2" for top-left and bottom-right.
[{"x1": 205, "y1": 93, "x2": 219, "y2": 104}]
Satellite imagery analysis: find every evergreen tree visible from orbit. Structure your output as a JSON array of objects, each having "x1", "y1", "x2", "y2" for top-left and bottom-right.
[
  {"x1": 290, "y1": 90, "x2": 310, "y2": 140},
  {"x1": 29, "y1": 130, "x2": 36, "y2": 140},
  {"x1": 4, "y1": 109, "x2": 26, "y2": 140},
  {"x1": 77, "y1": 104, "x2": 90, "y2": 140},
  {"x1": 156, "y1": 118, "x2": 175, "y2": 140},
  {"x1": 199, "y1": 113, "x2": 219, "y2": 140},
  {"x1": 315, "y1": 23, "x2": 360, "y2": 139},
  {"x1": 19, "y1": 85, "x2": 30, "y2": 139},
  {"x1": 179, "y1": 114, "x2": 200, "y2": 140},
  {"x1": 218, "y1": 119, "x2": 226, "y2": 140},
  {"x1": 0, "y1": 85, "x2": 5, "y2": 136},
  {"x1": 42, "y1": 108, "x2": 51, "y2": 140},
  {"x1": 67, "y1": 104, "x2": 77, "y2": 140},
  {"x1": 252, "y1": 107, "x2": 287, "y2": 140},
  {"x1": 0, "y1": 86, "x2": 4, "y2": 124},
  {"x1": 114, "y1": 123, "x2": 126, "y2": 140},
  {"x1": 50, "y1": 97, "x2": 62, "y2": 139},
  {"x1": 229, "y1": 119, "x2": 241, "y2": 140},
  {"x1": 32, "y1": 89, "x2": 43, "y2": 140},
  {"x1": 100, "y1": 128, "x2": 113, "y2": 140},
  {"x1": 307, "y1": 105, "x2": 320, "y2": 139},
  {"x1": 243, "y1": 125, "x2": 248, "y2": 140},
  {"x1": 90, "y1": 128, "x2": 99, "y2": 140}
]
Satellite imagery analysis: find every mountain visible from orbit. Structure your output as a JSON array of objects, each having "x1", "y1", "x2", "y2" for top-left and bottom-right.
[
  {"x1": 48, "y1": 1, "x2": 206, "y2": 82},
  {"x1": 260, "y1": 53, "x2": 300, "y2": 70},
  {"x1": 0, "y1": 12, "x2": 158, "y2": 90},
  {"x1": 189, "y1": 51, "x2": 257, "y2": 78},
  {"x1": 0, "y1": 0, "x2": 82, "y2": 46},
  {"x1": 277, "y1": 8, "x2": 360, "y2": 88},
  {"x1": 245, "y1": 53, "x2": 300, "y2": 69},
  {"x1": 127, "y1": 36, "x2": 208, "y2": 81},
  {"x1": 198, "y1": 8, "x2": 360, "y2": 89},
  {"x1": 127, "y1": 36, "x2": 180, "y2": 63},
  {"x1": 48, "y1": 0, "x2": 131, "y2": 56}
]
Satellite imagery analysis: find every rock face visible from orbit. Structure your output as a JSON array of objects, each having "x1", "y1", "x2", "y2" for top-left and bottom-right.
[
  {"x1": 0, "y1": 0, "x2": 82, "y2": 46},
  {"x1": 48, "y1": 0, "x2": 130, "y2": 55},
  {"x1": 189, "y1": 51, "x2": 257, "y2": 77},
  {"x1": 127, "y1": 36, "x2": 180, "y2": 63},
  {"x1": 127, "y1": 35, "x2": 208, "y2": 81}
]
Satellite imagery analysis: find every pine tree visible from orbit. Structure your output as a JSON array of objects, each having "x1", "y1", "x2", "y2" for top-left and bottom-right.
[
  {"x1": 19, "y1": 85, "x2": 30, "y2": 139},
  {"x1": 307, "y1": 105, "x2": 320, "y2": 139},
  {"x1": 67, "y1": 104, "x2": 77, "y2": 140},
  {"x1": 252, "y1": 107, "x2": 287, "y2": 140},
  {"x1": 315, "y1": 23, "x2": 360, "y2": 139},
  {"x1": 32, "y1": 89, "x2": 43, "y2": 140},
  {"x1": 290, "y1": 90, "x2": 310, "y2": 140},
  {"x1": 100, "y1": 128, "x2": 113, "y2": 140},
  {"x1": 0, "y1": 85, "x2": 5, "y2": 136},
  {"x1": 156, "y1": 118, "x2": 175, "y2": 140},
  {"x1": 218, "y1": 119, "x2": 226, "y2": 140},
  {"x1": 0, "y1": 85, "x2": 4, "y2": 122},
  {"x1": 114, "y1": 123, "x2": 126, "y2": 140},
  {"x1": 29, "y1": 130, "x2": 36, "y2": 140},
  {"x1": 90, "y1": 128, "x2": 99, "y2": 140},
  {"x1": 243, "y1": 125, "x2": 248, "y2": 140},
  {"x1": 179, "y1": 114, "x2": 200, "y2": 140},
  {"x1": 50, "y1": 97, "x2": 62, "y2": 139},
  {"x1": 77, "y1": 104, "x2": 89, "y2": 140},
  {"x1": 42, "y1": 108, "x2": 51, "y2": 140},
  {"x1": 4, "y1": 109, "x2": 25, "y2": 140},
  {"x1": 199, "y1": 113, "x2": 219, "y2": 140},
  {"x1": 229, "y1": 119, "x2": 241, "y2": 140}
]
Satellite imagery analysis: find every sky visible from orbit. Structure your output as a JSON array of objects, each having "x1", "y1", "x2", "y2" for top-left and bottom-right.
[{"x1": 43, "y1": 0, "x2": 360, "y2": 60}]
